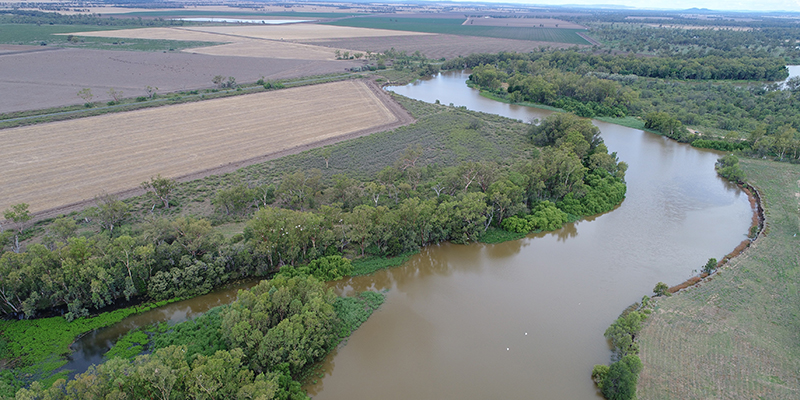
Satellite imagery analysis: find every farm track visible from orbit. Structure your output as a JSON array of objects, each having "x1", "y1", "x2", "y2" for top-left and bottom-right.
[{"x1": 1, "y1": 79, "x2": 413, "y2": 221}]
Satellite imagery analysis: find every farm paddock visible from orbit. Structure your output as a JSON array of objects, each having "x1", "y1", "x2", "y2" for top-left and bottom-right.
[{"x1": 0, "y1": 80, "x2": 412, "y2": 216}]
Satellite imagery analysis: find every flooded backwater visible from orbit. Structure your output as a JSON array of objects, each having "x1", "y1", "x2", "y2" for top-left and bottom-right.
[{"x1": 66, "y1": 71, "x2": 752, "y2": 399}]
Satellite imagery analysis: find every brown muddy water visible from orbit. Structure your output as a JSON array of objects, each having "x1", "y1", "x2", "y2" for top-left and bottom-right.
[
  {"x1": 304, "y1": 72, "x2": 753, "y2": 399},
  {"x1": 66, "y1": 71, "x2": 752, "y2": 399}
]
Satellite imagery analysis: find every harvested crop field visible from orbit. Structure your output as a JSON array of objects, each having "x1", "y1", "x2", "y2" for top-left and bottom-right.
[
  {"x1": 183, "y1": 24, "x2": 433, "y2": 40},
  {"x1": 183, "y1": 39, "x2": 352, "y2": 60},
  {"x1": 74, "y1": 25, "x2": 432, "y2": 43},
  {"x1": 300, "y1": 34, "x2": 580, "y2": 59},
  {"x1": 637, "y1": 159, "x2": 800, "y2": 399},
  {"x1": 0, "y1": 48, "x2": 359, "y2": 113},
  {"x1": 462, "y1": 17, "x2": 586, "y2": 29},
  {"x1": 0, "y1": 80, "x2": 412, "y2": 215},
  {"x1": 64, "y1": 26, "x2": 407, "y2": 60}
]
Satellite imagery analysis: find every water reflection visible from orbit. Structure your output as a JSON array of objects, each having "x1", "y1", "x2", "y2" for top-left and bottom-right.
[
  {"x1": 59, "y1": 71, "x2": 754, "y2": 400},
  {"x1": 304, "y1": 72, "x2": 753, "y2": 400},
  {"x1": 61, "y1": 279, "x2": 259, "y2": 378}
]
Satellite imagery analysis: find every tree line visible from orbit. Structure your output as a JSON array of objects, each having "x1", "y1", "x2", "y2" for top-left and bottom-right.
[
  {"x1": 443, "y1": 50, "x2": 788, "y2": 81},
  {"x1": 464, "y1": 52, "x2": 800, "y2": 162},
  {"x1": 0, "y1": 113, "x2": 627, "y2": 320},
  {"x1": 0, "y1": 9, "x2": 189, "y2": 26}
]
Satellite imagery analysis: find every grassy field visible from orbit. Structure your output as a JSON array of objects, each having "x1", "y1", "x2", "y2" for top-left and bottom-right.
[
  {"x1": 0, "y1": 80, "x2": 402, "y2": 214},
  {"x1": 637, "y1": 158, "x2": 800, "y2": 399},
  {"x1": 324, "y1": 17, "x2": 590, "y2": 45},
  {"x1": 0, "y1": 24, "x2": 216, "y2": 51}
]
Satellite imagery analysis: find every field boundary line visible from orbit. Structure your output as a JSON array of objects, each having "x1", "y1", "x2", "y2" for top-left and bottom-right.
[{"x1": 14, "y1": 79, "x2": 414, "y2": 224}]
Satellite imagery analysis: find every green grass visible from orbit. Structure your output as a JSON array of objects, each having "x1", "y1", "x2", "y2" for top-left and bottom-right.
[
  {"x1": 0, "y1": 298, "x2": 181, "y2": 396},
  {"x1": 352, "y1": 252, "x2": 419, "y2": 276},
  {"x1": 479, "y1": 226, "x2": 528, "y2": 244},
  {"x1": 324, "y1": 17, "x2": 590, "y2": 45},
  {"x1": 637, "y1": 158, "x2": 800, "y2": 399},
  {"x1": 150, "y1": 307, "x2": 228, "y2": 361},
  {"x1": 104, "y1": 330, "x2": 149, "y2": 360},
  {"x1": 333, "y1": 292, "x2": 385, "y2": 339},
  {"x1": 0, "y1": 24, "x2": 218, "y2": 50}
]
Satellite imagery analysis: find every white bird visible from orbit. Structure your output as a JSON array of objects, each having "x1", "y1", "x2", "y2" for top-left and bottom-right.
[
  {"x1": 525, "y1": 332, "x2": 527, "y2": 336},
  {"x1": 506, "y1": 348, "x2": 509, "y2": 351}
]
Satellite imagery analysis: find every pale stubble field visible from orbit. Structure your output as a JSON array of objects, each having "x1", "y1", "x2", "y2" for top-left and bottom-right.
[{"x1": 0, "y1": 80, "x2": 411, "y2": 215}]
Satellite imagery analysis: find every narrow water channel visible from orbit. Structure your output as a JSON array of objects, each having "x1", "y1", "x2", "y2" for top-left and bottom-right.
[{"x1": 64, "y1": 71, "x2": 753, "y2": 399}]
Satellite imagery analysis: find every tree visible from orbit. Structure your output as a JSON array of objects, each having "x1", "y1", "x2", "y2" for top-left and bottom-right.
[
  {"x1": 395, "y1": 144, "x2": 424, "y2": 171},
  {"x1": 601, "y1": 355, "x2": 641, "y2": 400},
  {"x1": 90, "y1": 193, "x2": 129, "y2": 236},
  {"x1": 2, "y1": 203, "x2": 32, "y2": 253},
  {"x1": 141, "y1": 174, "x2": 177, "y2": 209},
  {"x1": 220, "y1": 275, "x2": 338, "y2": 374},
  {"x1": 604, "y1": 311, "x2": 644, "y2": 358},
  {"x1": 107, "y1": 88, "x2": 123, "y2": 103},
  {"x1": 715, "y1": 154, "x2": 745, "y2": 183},
  {"x1": 145, "y1": 85, "x2": 158, "y2": 99},
  {"x1": 702, "y1": 258, "x2": 718, "y2": 275},
  {"x1": 42, "y1": 216, "x2": 78, "y2": 250},
  {"x1": 76, "y1": 88, "x2": 93, "y2": 105},
  {"x1": 322, "y1": 147, "x2": 332, "y2": 168},
  {"x1": 653, "y1": 281, "x2": 670, "y2": 297},
  {"x1": 213, "y1": 184, "x2": 256, "y2": 216},
  {"x1": 592, "y1": 364, "x2": 610, "y2": 390},
  {"x1": 212, "y1": 75, "x2": 237, "y2": 89},
  {"x1": 530, "y1": 112, "x2": 602, "y2": 150}
]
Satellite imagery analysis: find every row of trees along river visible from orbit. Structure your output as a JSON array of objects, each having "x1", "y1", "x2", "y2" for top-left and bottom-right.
[{"x1": 2, "y1": 71, "x2": 753, "y2": 399}]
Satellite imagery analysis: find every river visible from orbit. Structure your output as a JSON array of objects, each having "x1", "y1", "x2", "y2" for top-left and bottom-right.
[
  {"x1": 65, "y1": 71, "x2": 753, "y2": 399},
  {"x1": 303, "y1": 71, "x2": 753, "y2": 399}
]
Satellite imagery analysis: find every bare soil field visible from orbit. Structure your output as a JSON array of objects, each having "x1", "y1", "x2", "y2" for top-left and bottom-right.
[
  {"x1": 182, "y1": 24, "x2": 433, "y2": 41},
  {"x1": 301, "y1": 34, "x2": 580, "y2": 60},
  {"x1": 0, "y1": 80, "x2": 412, "y2": 216},
  {"x1": 637, "y1": 159, "x2": 800, "y2": 399},
  {"x1": 64, "y1": 27, "x2": 230, "y2": 42},
  {"x1": 0, "y1": 48, "x2": 359, "y2": 113},
  {"x1": 184, "y1": 39, "x2": 350, "y2": 60},
  {"x1": 67, "y1": 27, "x2": 362, "y2": 60},
  {"x1": 463, "y1": 17, "x2": 586, "y2": 29}
]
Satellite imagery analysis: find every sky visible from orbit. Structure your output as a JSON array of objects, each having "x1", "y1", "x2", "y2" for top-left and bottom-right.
[{"x1": 471, "y1": 0, "x2": 800, "y2": 12}]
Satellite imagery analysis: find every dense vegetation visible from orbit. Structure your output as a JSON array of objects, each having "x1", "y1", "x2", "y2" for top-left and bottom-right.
[
  {"x1": 585, "y1": 20, "x2": 800, "y2": 62},
  {"x1": 14, "y1": 273, "x2": 384, "y2": 400},
  {"x1": 592, "y1": 302, "x2": 650, "y2": 400},
  {"x1": 0, "y1": 111, "x2": 626, "y2": 321},
  {"x1": 462, "y1": 50, "x2": 800, "y2": 162},
  {"x1": 0, "y1": 10, "x2": 190, "y2": 26},
  {"x1": 1, "y1": 93, "x2": 627, "y2": 397},
  {"x1": 446, "y1": 50, "x2": 787, "y2": 81}
]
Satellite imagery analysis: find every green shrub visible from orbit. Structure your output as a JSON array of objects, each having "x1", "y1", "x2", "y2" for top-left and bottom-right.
[{"x1": 601, "y1": 355, "x2": 642, "y2": 400}]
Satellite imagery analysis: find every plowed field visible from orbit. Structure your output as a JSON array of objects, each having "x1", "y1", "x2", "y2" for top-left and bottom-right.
[{"x1": 0, "y1": 80, "x2": 411, "y2": 215}]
